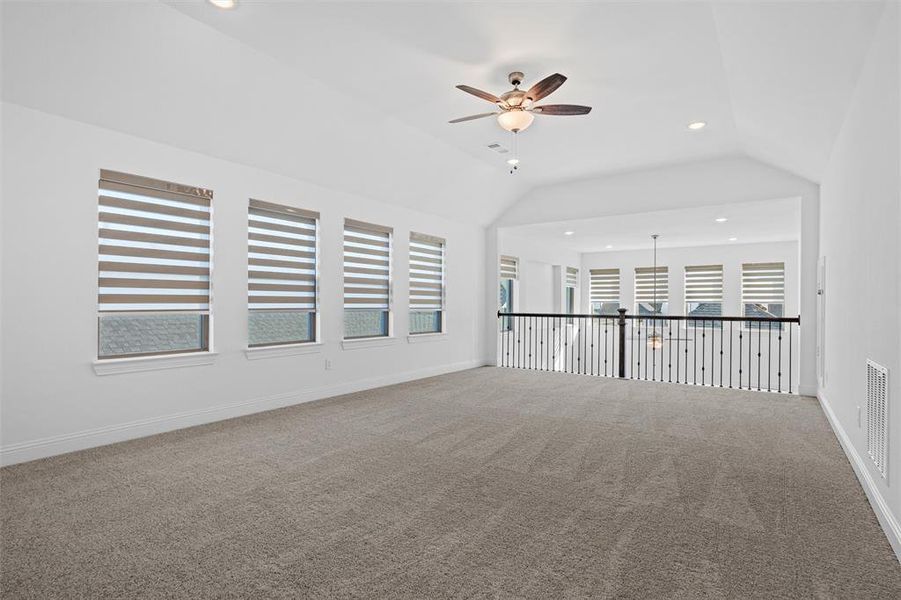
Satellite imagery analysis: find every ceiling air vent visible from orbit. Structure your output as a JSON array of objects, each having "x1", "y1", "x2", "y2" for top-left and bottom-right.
[
  {"x1": 866, "y1": 359, "x2": 889, "y2": 479},
  {"x1": 487, "y1": 142, "x2": 509, "y2": 154}
]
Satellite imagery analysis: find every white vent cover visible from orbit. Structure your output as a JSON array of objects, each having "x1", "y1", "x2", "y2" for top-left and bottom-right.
[
  {"x1": 487, "y1": 142, "x2": 509, "y2": 154},
  {"x1": 866, "y1": 359, "x2": 889, "y2": 479}
]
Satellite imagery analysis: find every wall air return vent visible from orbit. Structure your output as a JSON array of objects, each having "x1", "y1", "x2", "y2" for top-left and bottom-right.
[{"x1": 866, "y1": 359, "x2": 889, "y2": 479}]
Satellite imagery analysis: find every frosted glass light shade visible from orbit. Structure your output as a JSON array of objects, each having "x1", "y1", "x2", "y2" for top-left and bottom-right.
[{"x1": 497, "y1": 110, "x2": 534, "y2": 133}]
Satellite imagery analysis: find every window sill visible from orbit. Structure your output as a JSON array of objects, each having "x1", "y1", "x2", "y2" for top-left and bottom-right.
[
  {"x1": 407, "y1": 332, "x2": 446, "y2": 343},
  {"x1": 93, "y1": 351, "x2": 218, "y2": 376},
  {"x1": 341, "y1": 336, "x2": 396, "y2": 351},
  {"x1": 245, "y1": 342, "x2": 322, "y2": 360}
]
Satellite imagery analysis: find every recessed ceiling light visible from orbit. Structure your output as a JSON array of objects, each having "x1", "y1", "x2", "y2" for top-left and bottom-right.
[
  {"x1": 506, "y1": 158, "x2": 519, "y2": 166},
  {"x1": 564, "y1": 231, "x2": 575, "y2": 236},
  {"x1": 715, "y1": 217, "x2": 728, "y2": 223},
  {"x1": 605, "y1": 244, "x2": 613, "y2": 249},
  {"x1": 728, "y1": 237, "x2": 738, "y2": 241},
  {"x1": 687, "y1": 121, "x2": 707, "y2": 130},
  {"x1": 208, "y1": 0, "x2": 237, "y2": 9}
]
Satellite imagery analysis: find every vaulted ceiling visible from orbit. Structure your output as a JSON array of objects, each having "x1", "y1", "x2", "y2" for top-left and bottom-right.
[{"x1": 2, "y1": 1, "x2": 887, "y2": 225}]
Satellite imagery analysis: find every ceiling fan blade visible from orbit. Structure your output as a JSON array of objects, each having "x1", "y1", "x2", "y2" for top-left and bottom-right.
[
  {"x1": 525, "y1": 73, "x2": 567, "y2": 102},
  {"x1": 533, "y1": 104, "x2": 592, "y2": 116},
  {"x1": 448, "y1": 112, "x2": 499, "y2": 124},
  {"x1": 456, "y1": 84, "x2": 503, "y2": 105}
]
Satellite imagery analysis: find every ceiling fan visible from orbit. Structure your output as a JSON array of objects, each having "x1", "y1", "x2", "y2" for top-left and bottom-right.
[{"x1": 449, "y1": 71, "x2": 591, "y2": 133}]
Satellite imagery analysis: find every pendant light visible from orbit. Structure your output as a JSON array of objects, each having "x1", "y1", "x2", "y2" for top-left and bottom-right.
[{"x1": 648, "y1": 234, "x2": 663, "y2": 349}]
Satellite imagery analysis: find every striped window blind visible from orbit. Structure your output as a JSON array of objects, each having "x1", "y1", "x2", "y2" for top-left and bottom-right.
[
  {"x1": 742, "y1": 262, "x2": 785, "y2": 304},
  {"x1": 684, "y1": 265, "x2": 723, "y2": 302},
  {"x1": 97, "y1": 169, "x2": 211, "y2": 358},
  {"x1": 247, "y1": 199, "x2": 318, "y2": 346},
  {"x1": 344, "y1": 219, "x2": 392, "y2": 338},
  {"x1": 500, "y1": 255, "x2": 519, "y2": 280},
  {"x1": 565, "y1": 267, "x2": 579, "y2": 288},
  {"x1": 635, "y1": 266, "x2": 669, "y2": 302},
  {"x1": 590, "y1": 268, "x2": 620, "y2": 313},
  {"x1": 409, "y1": 232, "x2": 445, "y2": 334}
]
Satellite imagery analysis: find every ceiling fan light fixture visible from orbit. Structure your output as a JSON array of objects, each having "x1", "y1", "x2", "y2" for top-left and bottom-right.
[
  {"x1": 687, "y1": 121, "x2": 707, "y2": 130},
  {"x1": 497, "y1": 110, "x2": 534, "y2": 133}
]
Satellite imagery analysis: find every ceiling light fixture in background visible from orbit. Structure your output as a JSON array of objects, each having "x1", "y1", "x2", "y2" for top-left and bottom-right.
[
  {"x1": 605, "y1": 244, "x2": 613, "y2": 249},
  {"x1": 715, "y1": 217, "x2": 728, "y2": 222},
  {"x1": 208, "y1": 0, "x2": 237, "y2": 8},
  {"x1": 728, "y1": 237, "x2": 738, "y2": 241},
  {"x1": 687, "y1": 121, "x2": 706, "y2": 130},
  {"x1": 564, "y1": 231, "x2": 574, "y2": 236}
]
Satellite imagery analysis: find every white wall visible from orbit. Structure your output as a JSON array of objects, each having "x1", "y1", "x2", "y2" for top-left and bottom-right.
[
  {"x1": 817, "y1": 2, "x2": 901, "y2": 558},
  {"x1": 498, "y1": 156, "x2": 817, "y2": 227},
  {"x1": 580, "y1": 241, "x2": 800, "y2": 319},
  {"x1": 498, "y1": 230, "x2": 581, "y2": 314},
  {"x1": 490, "y1": 157, "x2": 819, "y2": 393},
  {"x1": 0, "y1": 103, "x2": 489, "y2": 464}
]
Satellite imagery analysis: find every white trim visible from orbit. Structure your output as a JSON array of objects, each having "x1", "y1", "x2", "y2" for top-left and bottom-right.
[
  {"x1": 341, "y1": 336, "x2": 396, "y2": 350},
  {"x1": 817, "y1": 390, "x2": 901, "y2": 563},
  {"x1": 2, "y1": 359, "x2": 487, "y2": 466},
  {"x1": 407, "y1": 332, "x2": 447, "y2": 344},
  {"x1": 93, "y1": 351, "x2": 218, "y2": 376},
  {"x1": 799, "y1": 384, "x2": 817, "y2": 397},
  {"x1": 245, "y1": 342, "x2": 322, "y2": 360}
]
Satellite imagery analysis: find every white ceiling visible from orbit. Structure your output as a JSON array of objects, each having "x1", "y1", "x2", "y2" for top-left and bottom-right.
[
  {"x1": 503, "y1": 197, "x2": 801, "y2": 253},
  {"x1": 1, "y1": 1, "x2": 887, "y2": 224},
  {"x1": 167, "y1": 0, "x2": 884, "y2": 184}
]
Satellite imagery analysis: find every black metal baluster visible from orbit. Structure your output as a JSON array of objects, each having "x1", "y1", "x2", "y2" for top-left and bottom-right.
[
  {"x1": 701, "y1": 320, "x2": 706, "y2": 386},
  {"x1": 789, "y1": 323, "x2": 793, "y2": 393},
  {"x1": 748, "y1": 322, "x2": 752, "y2": 391},
  {"x1": 507, "y1": 317, "x2": 511, "y2": 367},
  {"x1": 693, "y1": 322, "x2": 697, "y2": 385},
  {"x1": 676, "y1": 322, "x2": 681, "y2": 383},
  {"x1": 767, "y1": 321, "x2": 772, "y2": 392},
  {"x1": 629, "y1": 317, "x2": 641, "y2": 379},
  {"x1": 757, "y1": 321, "x2": 762, "y2": 392},
  {"x1": 738, "y1": 326, "x2": 743, "y2": 389},
  {"x1": 668, "y1": 321, "x2": 673, "y2": 382},
  {"x1": 729, "y1": 321, "x2": 733, "y2": 388},
  {"x1": 552, "y1": 317, "x2": 557, "y2": 371},
  {"x1": 719, "y1": 321, "x2": 724, "y2": 388},
  {"x1": 643, "y1": 318, "x2": 648, "y2": 381},
  {"x1": 590, "y1": 317, "x2": 595, "y2": 376},
  {"x1": 777, "y1": 324, "x2": 783, "y2": 393}
]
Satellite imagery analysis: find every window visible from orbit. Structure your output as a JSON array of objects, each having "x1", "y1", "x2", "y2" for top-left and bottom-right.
[
  {"x1": 565, "y1": 266, "x2": 578, "y2": 322},
  {"x1": 590, "y1": 268, "x2": 620, "y2": 315},
  {"x1": 409, "y1": 232, "x2": 445, "y2": 334},
  {"x1": 742, "y1": 262, "x2": 785, "y2": 323},
  {"x1": 97, "y1": 169, "x2": 211, "y2": 359},
  {"x1": 247, "y1": 200, "x2": 318, "y2": 347},
  {"x1": 635, "y1": 266, "x2": 668, "y2": 317},
  {"x1": 344, "y1": 219, "x2": 392, "y2": 339},
  {"x1": 685, "y1": 264, "x2": 723, "y2": 327},
  {"x1": 499, "y1": 255, "x2": 518, "y2": 331}
]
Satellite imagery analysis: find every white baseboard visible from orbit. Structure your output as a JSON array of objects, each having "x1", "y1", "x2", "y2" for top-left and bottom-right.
[
  {"x1": 798, "y1": 384, "x2": 818, "y2": 397},
  {"x1": 0, "y1": 359, "x2": 487, "y2": 467},
  {"x1": 817, "y1": 390, "x2": 901, "y2": 563}
]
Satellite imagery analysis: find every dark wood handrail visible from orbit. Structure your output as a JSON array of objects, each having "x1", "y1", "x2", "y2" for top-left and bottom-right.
[{"x1": 497, "y1": 311, "x2": 800, "y2": 324}]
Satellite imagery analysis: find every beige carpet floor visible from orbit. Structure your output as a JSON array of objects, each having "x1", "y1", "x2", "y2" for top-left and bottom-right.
[{"x1": 2, "y1": 367, "x2": 900, "y2": 599}]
